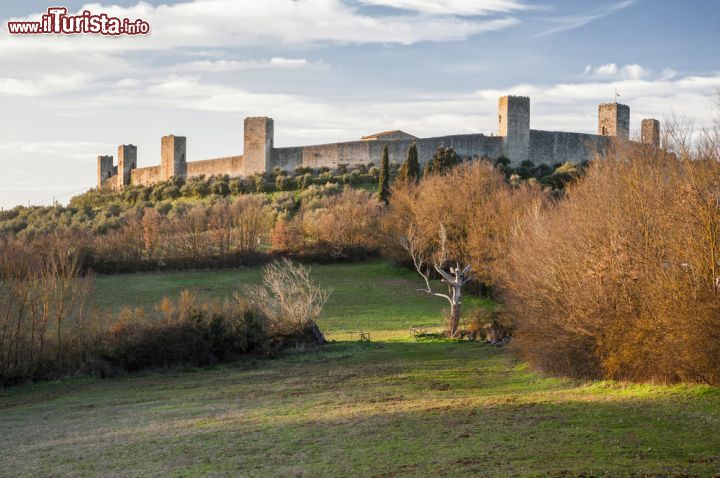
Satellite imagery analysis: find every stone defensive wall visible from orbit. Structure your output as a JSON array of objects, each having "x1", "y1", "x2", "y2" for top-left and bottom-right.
[
  {"x1": 127, "y1": 156, "x2": 245, "y2": 187},
  {"x1": 528, "y1": 130, "x2": 613, "y2": 165},
  {"x1": 130, "y1": 166, "x2": 161, "y2": 186},
  {"x1": 96, "y1": 95, "x2": 660, "y2": 190},
  {"x1": 271, "y1": 133, "x2": 504, "y2": 171},
  {"x1": 186, "y1": 155, "x2": 244, "y2": 178}
]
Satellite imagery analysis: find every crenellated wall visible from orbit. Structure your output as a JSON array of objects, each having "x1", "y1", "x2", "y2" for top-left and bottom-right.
[
  {"x1": 529, "y1": 130, "x2": 613, "y2": 165},
  {"x1": 186, "y1": 156, "x2": 244, "y2": 178},
  {"x1": 411, "y1": 133, "x2": 504, "y2": 162},
  {"x1": 97, "y1": 94, "x2": 660, "y2": 190},
  {"x1": 271, "y1": 133, "x2": 504, "y2": 172},
  {"x1": 131, "y1": 166, "x2": 161, "y2": 186}
]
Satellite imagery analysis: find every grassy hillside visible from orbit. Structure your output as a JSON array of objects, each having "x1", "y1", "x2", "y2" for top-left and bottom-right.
[{"x1": 1, "y1": 262, "x2": 719, "y2": 477}]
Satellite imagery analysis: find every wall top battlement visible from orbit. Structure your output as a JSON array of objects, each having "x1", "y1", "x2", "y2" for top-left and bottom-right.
[
  {"x1": 96, "y1": 94, "x2": 659, "y2": 190},
  {"x1": 598, "y1": 102, "x2": 630, "y2": 108},
  {"x1": 245, "y1": 116, "x2": 273, "y2": 123}
]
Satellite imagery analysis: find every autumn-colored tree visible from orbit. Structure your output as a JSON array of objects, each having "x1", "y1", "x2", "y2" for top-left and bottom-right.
[
  {"x1": 270, "y1": 217, "x2": 292, "y2": 252},
  {"x1": 177, "y1": 205, "x2": 209, "y2": 260}
]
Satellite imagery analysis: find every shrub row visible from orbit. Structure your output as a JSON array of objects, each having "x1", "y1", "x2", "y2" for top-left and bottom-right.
[{"x1": 0, "y1": 250, "x2": 329, "y2": 386}]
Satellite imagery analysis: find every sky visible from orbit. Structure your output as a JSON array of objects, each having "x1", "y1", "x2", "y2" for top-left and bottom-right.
[{"x1": 0, "y1": 0, "x2": 718, "y2": 209}]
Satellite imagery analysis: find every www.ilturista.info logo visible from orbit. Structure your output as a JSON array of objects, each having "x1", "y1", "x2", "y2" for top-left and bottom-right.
[{"x1": 7, "y1": 7, "x2": 150, "y2": 36}]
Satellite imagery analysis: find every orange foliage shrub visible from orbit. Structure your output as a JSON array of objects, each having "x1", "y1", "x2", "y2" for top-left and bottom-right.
[{"x1": 504, "y1": 142, "x2": 720, "y2": 383}]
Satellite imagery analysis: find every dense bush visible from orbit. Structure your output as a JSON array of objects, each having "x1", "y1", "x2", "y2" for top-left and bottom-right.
[
  {"x1": 0, "y1": 253, "x2": 329, "y2": 385},
  {"x1": 96, "y1": 293, "x2": 267, "y2": 372},
  {"x1": 503, "y1": 141, "x2": 720, "y2": 384}
]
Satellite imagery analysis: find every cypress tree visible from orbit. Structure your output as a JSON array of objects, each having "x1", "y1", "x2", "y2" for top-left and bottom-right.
[
  {"x1": 378, "y1": 145, "x2": 390, "y2": 204},
  {"x1": 400, "y1": 143, "x2": 420, "y2": 182}
]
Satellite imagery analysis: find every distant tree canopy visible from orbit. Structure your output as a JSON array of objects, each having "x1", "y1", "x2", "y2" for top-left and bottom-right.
[{"x1": 425, "y1": 147, "x2": 459, "y2": 176}]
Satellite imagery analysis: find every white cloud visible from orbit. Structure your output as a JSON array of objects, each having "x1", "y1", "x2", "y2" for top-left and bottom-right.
[
  {"x1": 660, "y1": 68, "x2": 677, "y2": 80},
  {"x1": 0, "y1": 74, "x2": 91, "y2": 96},
  {"x1": 536, "y1": 0, "x2": 635, "y2": 37},
  {"x1": 175, "y1": 57, "x2": 321, "y2": 72},
  {"x1": 0, "y1": 141, "x2": 115, "y2": 206},
  {"x1": 118, "y1": 76, "x2": 338, "y2": 121},
  {"x1": 596, "y1": 63, "x2": 618, "y2": 76},
  {"x1": 268, "y1": 57, "x2": 308, "y2": 67},
  {"x1": 0, "y1": 0, "x2": 518, "y2": 101},
  {"x1": 115, "y1": 78, "x2": 143, "y2": 88},
  {"x1": 584, "y1": 63, "x2": 649, "y2": 80},
  {"x1": 0, "y1": 141, "x2": 114, "y2": 160},
  {"x1": 356, "y1": 0, "x2": 526, "y2": 15},
  {"x1": 622, "y1": 64, "x2": 646, "y2": 80}
]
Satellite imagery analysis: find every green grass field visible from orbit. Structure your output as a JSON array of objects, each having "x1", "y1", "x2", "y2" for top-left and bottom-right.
[
  {"x1": 92, "y1": 261, "x2": 490, "y2": 339},
  {"x1": 1, "y1": 262, "x2": 720, "y2": 477}
]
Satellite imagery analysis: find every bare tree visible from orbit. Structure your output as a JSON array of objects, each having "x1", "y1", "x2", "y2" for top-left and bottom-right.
[
  {"x1": 141, "y1": 208, "x2": 162, "y2": 259},
  {"x1": 240, "y1": 259, "x2": 330, "y2": 345},
  {"x1": 208, "y1": 200, "x2": 233, "y2": 257},
  {"x1": 401, "y1": 225, "x2": 471, "y2": 337},
  {"x1": 231, "y1": 195, "x2": 273, "y2": 254},
  {"x1": 0, "y1": 234, "x2": 94, "y2": 385},
  {"x1": 175, "y1": 205, "x2": 209, "y2": 261}
]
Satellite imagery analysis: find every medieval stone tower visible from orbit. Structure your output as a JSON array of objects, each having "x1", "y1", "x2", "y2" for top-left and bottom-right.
[
  {"x1": 243, "y1": 117, "x2": 274, "y2": 175},
  {"x1": 97, "y1": 155, "x2": 114, "y2": 187},
  {"x1": 598, "y1": 103, "x2": 630, "y2": 140},
  {"x1": 161, "y1": 135, "x2": 187, "y2": 181},
  {"x1": 498, "y1": 95, "x2": 530, "y2": 164},
  {"x1": 118, "y1": 144, "x2": 137, "y2": 187},
  {"x1": 641, "y1": 118, "x2": 660, "y2": 148}
]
